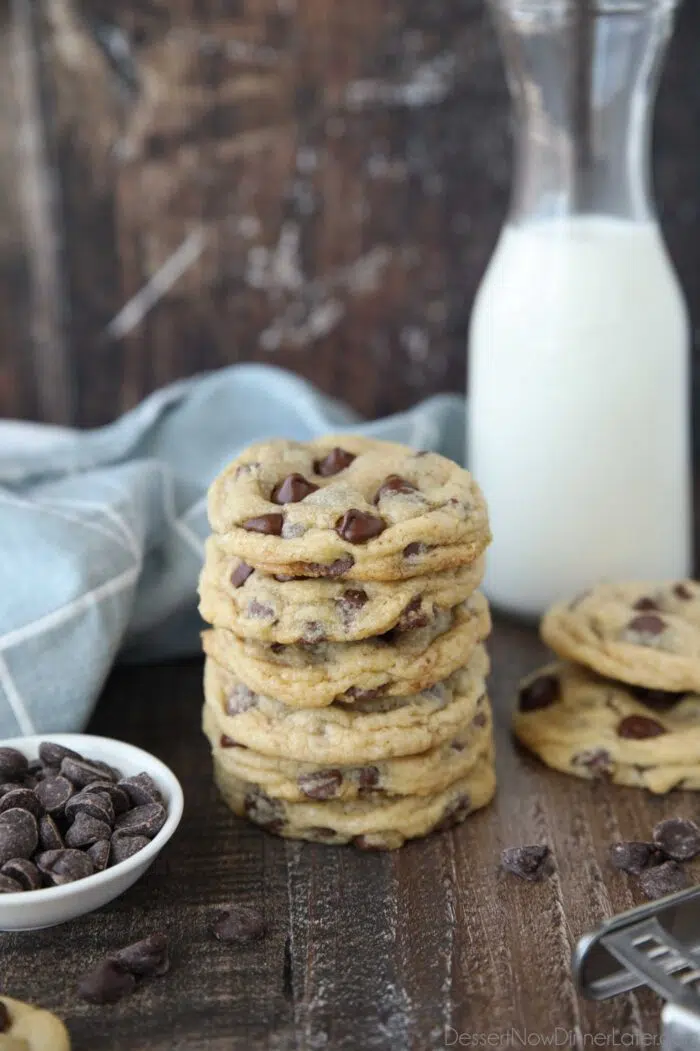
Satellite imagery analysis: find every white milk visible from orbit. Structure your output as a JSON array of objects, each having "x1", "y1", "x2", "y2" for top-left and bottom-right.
[{"x1": 468, "y1": 216, "x2": 691, "y2": 618}]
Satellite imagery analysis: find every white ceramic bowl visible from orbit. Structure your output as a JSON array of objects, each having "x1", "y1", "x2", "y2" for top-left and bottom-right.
[{"x1": 0, "y1": 734, "x2": 184, "y2": 931}]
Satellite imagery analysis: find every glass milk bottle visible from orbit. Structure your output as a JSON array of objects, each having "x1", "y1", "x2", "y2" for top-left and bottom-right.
[{"x1": 468, "y1": 0, "x2": 691, "y2": 618}]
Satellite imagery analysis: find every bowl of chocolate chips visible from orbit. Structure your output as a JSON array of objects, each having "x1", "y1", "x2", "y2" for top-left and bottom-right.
[{"x1": 0, "y1": 735, "x2": 183, "y2": 931}]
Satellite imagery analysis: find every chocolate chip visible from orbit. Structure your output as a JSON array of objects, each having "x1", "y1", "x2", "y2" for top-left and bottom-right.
[
  {"x1": 0, "y1": 783, "x2": 23, "y2": 798},
  {"x1": 639, "y1": 860, "x2": 689, "y2": 900},
  {"x1": 633, "y1": 597, "x2": 659, "y2": 612},
  {"x1": 314, "y1": 447, "x2": 356, "y2": 477},
  {"x1": 110, "y1": 933, "x2": 170, "y2": 977},
  {"x1": 301, "y1": 621, "x2": 326, "y2": 644},
  {"x1": 357, "y1": 766, "x2": 380, "y2": 789},
  {"x1": 220, "y1": 735, "x2": 241, "y2": 749},
  {"x1": 341, "y1": 686, "x2": 384, "y2": 703},
  {"x1": 65, "y1": 812, "x2": 113, "y2": 849},
  {"x1": 571, "y1": 749, "x2": 614, "y2": 777},
  {"x1": 339, "y1": 589, "x2": 368, "y2": 611},
  {"x1": 653, "y1": 818, "x2": 700, "y2": 861},
  {"x1": 674, "y1": 582, "x2": 693, "y2": 601},
  {"x1": 628, "y1": 685, "x2": 681, "y2": 710},
  {"x1": 0, "y1": 1001, "x2": 10, "y2": 1031},
  {"x1": 298, "y1": 770, "x2": 343, "y2": 800},
  {"x1": 230, "y1": 562, "x2": 254, "y2": 588},
  {"x1": 269, "y1": 643, "x2": 285, "y2": 654},
  {"x1": 2, "y1": 858, "x2": 42, "y2": 891},
  {"x1": 225, "y1": 683, "x2": 258, "y2": 715},
  {"x1": 519, "y1": 674, "x2": 560, "y2": 712},
  {"x1": 617, "y1": 715, "x2": 667, "y2": 739},
  {"x1": 65, "y1": 790, "x2": 114, "y2": 825},
  {"x1": 472, "y1": 710, "x2": 488, "y2": 729},
  {"x1": 396, "y1": 595, "x2": 430, "y2": 632},
  {"x1": 0, "y1": 788, "x2": 42, "y2": 818},
  {"x1": 501, "y1": 845, "x2": 554, "y2": 882},
  {"x1": 248, "y1": 600, "x2": 275, "y2": 620},
  {"x1": 609, "y1": 841, "x2": 663, "y2": 875},
  {"x1": 89, "y1": 780, "x2": 130, "y2": 814},
  {"x1": 274, "y1": 573, "x2": 296, "y2": 582},
  {"x1": 373, "y1": 475, "x2": 418, "y2": 503},
  {"x1": 336, "y1": 509, "x2": 386, "y2": 544},
  {"x1": 33, "y1": 775, "x2": 74, "y2": 817},
  {"x1": 114, "y1": 803, "x2": 167, "y2": 839},
  {"x1": 212, "y1": 905, "x2": 266, "y2": 944},
  {"x1": 39, "y1": 814, "x2": 64, "y2": 851},
  {"x1": 0, "y1": 809, "x2": 38, "y2": 865},
  {"x1": 303, "y1": 555, "x2": 355, "y2": 577},
  {"x1": 271, "y1": 473, "x2": 319, "y2": 504},
  {"x1": 403, "y1": 541, "x2": 429, "y2": 558},
  {"x1": 0, "y1": 748, "x2": 28, "y2": 782},
  {"x1": 37, "y1": 848, "x2": 94, "y2": 885},
  {"x1": 38, "y1": 742, "x2": 83, "y2": 767},
  {"x1": 87, "y1": 840, "x2": 111, "y2": 872},
  {"x1": 435, "y1": 795, "x2": 473, "y2": 832},
  {"x1": 118, "y1": 773, "x2": 163, "y2": 809},
  {"x1": 627, "y1": 613, "x2": 666, "y2": 637},
  {"x1": 241, "y1": 513, "x2": 284, "y2": 536},
  {"x1": 0, "y1": 874, "x2": 22, "y2": 893},
  {"x1": 244, "y1": 790, "x2": 284, "y2": 833},
  {"x1": 110, "y1": 835, "x2": 150, "y2": 865},
  {"x1": 61, "y1": 756, "x2": 116, "y2": 788},
  {"x1": 78, "y1": 960, "x2": 136, "y2": 1005}
]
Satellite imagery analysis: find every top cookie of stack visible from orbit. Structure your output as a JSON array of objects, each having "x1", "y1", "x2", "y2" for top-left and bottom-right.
[
  {"x1": 198, "y1": 436, "x2": 494, "y2": 848},
  {"x1": 205, "y1": 435, "x2": 490, "y2": 582}
]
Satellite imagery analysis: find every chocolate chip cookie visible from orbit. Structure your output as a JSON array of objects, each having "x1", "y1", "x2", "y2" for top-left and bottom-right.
[
  {"x1": 211, "y1": 746, "x2": 496, "y2": 849},
  {"x1": 204, "y1": 691, "x2": 492, "y2": 802},
  {"x1": 202, "y1": 593, "x2": 490, "y2": 707},
  {"x1": 207, "y1": 436, "x2": 490, "y2": 581},
  {"x1": 199, "y1": 535, "x2": 485, "y2": 644},
  {"x1": 0, "y1": 996, "x2": 70, "y2": 1051},
  {"x1": 541, "y1": 581, "x2": 700, "y2": 692},
  {"x1": 203, "y1": 644, "x2": 490, "y2": 763},
  {"x1": 513, "y1": 660, "x2": 700, "y2": 793}
]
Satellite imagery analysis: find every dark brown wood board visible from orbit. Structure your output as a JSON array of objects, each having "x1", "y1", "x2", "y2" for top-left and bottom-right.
[
  {"x1": 1, "y1": 615, "x2": 686, "y2": 1050},
  {"x1": 0, "y1": 0, "x2": 699, "y2": 428}
]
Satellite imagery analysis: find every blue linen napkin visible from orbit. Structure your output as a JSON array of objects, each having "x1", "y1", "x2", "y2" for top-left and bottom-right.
[{"x1": 0, "y1": 364, "x2": 466, "y2": 738}]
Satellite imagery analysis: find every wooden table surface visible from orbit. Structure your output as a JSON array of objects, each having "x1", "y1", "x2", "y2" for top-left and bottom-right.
[{"x1": 2, "y1": 615, "x2": 683, "y2": 1050}]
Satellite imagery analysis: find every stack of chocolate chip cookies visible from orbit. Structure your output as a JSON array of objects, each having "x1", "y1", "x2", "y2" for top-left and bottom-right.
[
  {"x1": 514, "y1": 581, "x2": 700, "y2": 793},
  {"x1": 198, "y1": 436, "x2": 496, "y2": 849}
]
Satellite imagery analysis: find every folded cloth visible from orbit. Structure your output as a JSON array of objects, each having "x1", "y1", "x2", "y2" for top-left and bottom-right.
[{"x1": 0, "y1": 364, "x2": 466, "y2": 737}]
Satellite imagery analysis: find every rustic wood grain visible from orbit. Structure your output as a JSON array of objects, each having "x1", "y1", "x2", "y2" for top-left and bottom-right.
[
  {"x1": 3, "y1": 616, "x2": 687, "y2": 1050},
  {"x1": 1, "y1": 0, "x2": 696, "y2": 427}
]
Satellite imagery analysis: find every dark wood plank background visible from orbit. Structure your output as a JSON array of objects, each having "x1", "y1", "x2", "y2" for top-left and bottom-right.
[
  {"x1": 1, "y1": 0, "x2": 699, "y2": 427},
  {"x1": 3, "y1": 616, "x2": 689, "y2": 1050}
]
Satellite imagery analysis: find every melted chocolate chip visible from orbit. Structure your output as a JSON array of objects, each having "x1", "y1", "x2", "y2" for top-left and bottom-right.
[
  {"x1": 247, "y1": 600, "x2": 275, "y2": 620},
  {"x1": 617, "y1": 715, "x2": 667, "y2": 740},
  {"x1": 230, "y1": 563, "x2": 254, "y2": 588},
  {"x1": 357, "y1": 766, "x2": 380, "y2": 789},
  {"x1": 338, "y1": 588, "x2": 368, "y2": 612},
  {"x1": 303, "y1": 556, "x2": 355, "y2": 578},
  {"x1": 225, "y1": 683, "x2": 258, "y2": 715},
  {"x1": 340, "y1": 686, "x2": 384, "y2": 703},
  {"x1": 0, "y1": 1001, "x2": 10, "y2": 1032},
  {"x1": 314, "y1": 447, "x2": 356, "y2": 476},
  {"x1": 301, "y1": 621, "x2": 326, "y2": 644},
  {"x1": 271, "y1": 473, "x2": 319, "y2": 504},
  {"x1": 336, "y1": 509, "x2": 386, "y2": 544},
  {"x1": 674, "y1": 582, "x2": 693, "y2": 601},
  {"x1": 572, "y1": 749, "x2": 614, "y2": 777},
  {"x1": 403, "y1": 541, "x2": 430, "y2": 558},
  {"x1": 244, "y1": 791, "x2": 284, "y2": 833},
  {"x1": 501, "y1": 844, "x2": 554, "y2": 882},
  {"x1": 519, "y1": 674, "x2": 560, "y2": 712},
  {"x1": 274, "y1": 573, "x2": 296, "y2": 582},
  {"x1": 373, "y1": 475, "x2": 418, "y2": 503},
  {"x1": 628, "y1": 684, "x2": 681, "y2": 710},
  {"x1": 395, "y1": 595, "x2": 430, "y2": 632},
  {"x1": 241, "y1": 513, "x2": 284, "y2": 536},
  {"x1": 298, "y1": 770, "x2": 343, "y2": 800},
  {"x1": 633, "y1": 597, "x2": 660, "y2": 612},
  {"x1": 435, "y1": 795, "x2": 472, "y2": 832},
  {"x1": 220, "y1": 735, "x2": 241, "y2": 748},
  {"x1": 627, "y1": 613, "x2": 666, "y2": 637}
]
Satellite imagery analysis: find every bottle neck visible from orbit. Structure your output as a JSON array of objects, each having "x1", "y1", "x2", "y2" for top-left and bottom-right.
[{"x1": 491, "y1": 0, "x2": 678, "y2": 224}]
